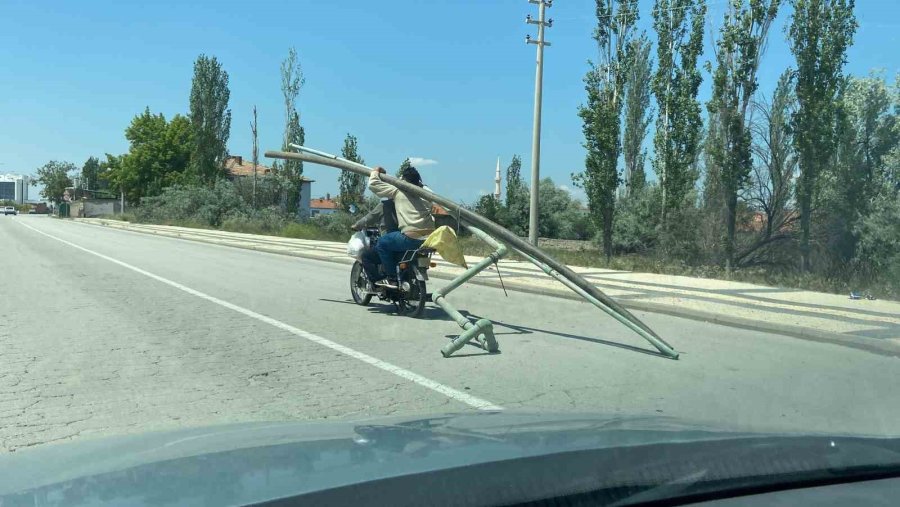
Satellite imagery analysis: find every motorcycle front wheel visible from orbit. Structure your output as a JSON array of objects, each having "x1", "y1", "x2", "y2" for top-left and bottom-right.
[{"x1": 350, "y1": 261, "x2": 373, "y2": 306}]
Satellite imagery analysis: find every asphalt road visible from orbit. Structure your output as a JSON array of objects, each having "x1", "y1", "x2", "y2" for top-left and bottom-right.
[{"x1": 2, "y1": 215, "x2": 898, "y2": 453}]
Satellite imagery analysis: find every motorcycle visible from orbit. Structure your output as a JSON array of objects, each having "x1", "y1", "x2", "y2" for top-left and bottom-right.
[{"x1": 350, "y1": 227, "x2": 435, "y2": 318}]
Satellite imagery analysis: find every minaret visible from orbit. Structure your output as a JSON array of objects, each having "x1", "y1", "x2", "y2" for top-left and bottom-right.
[{"x1": 494, "y1": 157, "x2": 502, "y2": 200}]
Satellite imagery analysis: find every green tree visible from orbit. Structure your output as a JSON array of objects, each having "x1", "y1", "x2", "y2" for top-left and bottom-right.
[
  {"x1": 281, "y1": 111, "x2": 306, "y2": 215},
  {"x1": 844, "y1": 72, "x2": 898, "y2": 183},
  {"x1": 560, "y1": 204, "x2": 595, "y2": 240},
  {"x1": 279, "y1": 47, "x2": 306, "y2": 212},
  {"x1": 853, "y1": 183, "x2": 900, "y2": 293},
  {"x1": 788, "y1": 0, "x2": 857, "y2": 271},
  {"x1": 397, "y1": 157, "x2": 411, "y2": 177},
  {"x1": 538, "y1": 177, "x2": 580, "y2": 239},
  {"x1": 105, "y1": 108, "x2": 192, "y2": 204},
  {"x1": 504, "y1": 154, "x2": 529, "y2": 235},
  {"x1": 821, "y1": 72, "x2": 898, "y2": 265},
  {"x1": 884, "y1": 74, "x2": 900, "y2": 188},
  {"x1": 99, "y1": 153, "x2": 123, "y2": 184},
  {"x1": 700, "y1": 119, "x2": 726, "y2": 260},
  {"x1": 473, "y1": 194, "x2": 504, "y2": 224},
  {"x1": 188, "y1": 54, "x2": 232, "y2": 183},
  {"x1": 98, "y1": 153, "x2": 123, "y2": 193},
  {"x1": 622, "y1": 34, "x2": 653, "y2": 195},
  {"x1": 652, "y1": 0, "x2": 707, "y2": 226},
  {"x1": 338, "y1": 133, "x2": 366, "y2": 211},
  {"x1": 576, "y1": 0, "x2": 638, "y2": 261},
  {"x1": 80, "y1": 156, "x2": 102, "y2": 191},
  {"x1": 707, "y1": 0, "x2": 780, "y2": 272},
  {"x1": 35, "y1": 161, "x2": 76, "y2": 204}
]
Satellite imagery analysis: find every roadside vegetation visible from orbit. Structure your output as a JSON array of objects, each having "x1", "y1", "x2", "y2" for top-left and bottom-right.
[
  {"x1": 103, "y1": 180, "x2": 354, "y2": 243},
  {"x1": 31, "y1": 1, "x2": 899, "y2": 300},
  {"x1": 96, "y1": 174, "x2": 897, "y2": 300}
]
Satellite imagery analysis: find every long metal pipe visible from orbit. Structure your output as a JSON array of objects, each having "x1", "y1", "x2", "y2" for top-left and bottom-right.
[
  {"x1": 433, "y1": 228, "x2": 507, "y2": 299},
  {"x1": 514, "y1": 249, "x2": 678, "y2": 358},
  {"x1": 265, "y1": 148, "x2": 674, "y2": 358}
]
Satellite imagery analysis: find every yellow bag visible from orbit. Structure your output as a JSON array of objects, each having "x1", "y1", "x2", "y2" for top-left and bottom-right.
[{"x1": 422, "y1": 226, "x2": 468, "y2": 269}]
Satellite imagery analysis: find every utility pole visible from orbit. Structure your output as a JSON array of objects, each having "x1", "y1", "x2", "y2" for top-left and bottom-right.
[
  {"x1": 526, "y1": 0, "x2": 552, "y2": 246},
  {"x1": 494, "y1": 157, "x2": 502, "y2": 201},
  {"x1": 251, "y1": 105, "x2": 259, "y2": 209}
]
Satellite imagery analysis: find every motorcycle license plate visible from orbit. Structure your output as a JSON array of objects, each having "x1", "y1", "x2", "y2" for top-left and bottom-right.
[{"x1": 417, "y1": 257, "x2": 431, "y2": 268}]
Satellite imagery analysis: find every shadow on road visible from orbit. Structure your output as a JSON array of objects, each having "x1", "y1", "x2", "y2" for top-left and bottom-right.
[
  {"x1": 462, "y1": 311, "x2": 670, "y2": 359},
  {"x1": 318, "y1": 298, "x2": 453, "y2": 321},
  {"x1": 438, "y1": 334, "x2": 502, "y2": 357},
  {"x1": 318, "y1": 298, "x2": 360, "y2": 306},
  {"x1": 318, "y1": 298, "x2": 666, "y2": 358},
  {"x1": 441, "y1": 350, "x2": 500, "y2": 358},
  {"x1": 417, "y1": 307, "x2": 455, "y2": 321}
]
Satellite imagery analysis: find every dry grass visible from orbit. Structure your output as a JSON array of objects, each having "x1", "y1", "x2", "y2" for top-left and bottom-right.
[{"x1": 459, "y1": 234, "x2": 897, "y2": 299}]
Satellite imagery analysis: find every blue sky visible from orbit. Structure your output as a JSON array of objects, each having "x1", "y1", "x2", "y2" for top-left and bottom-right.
[{"x1": 1, "y1": 0, "x2": 897, "y2": 203}]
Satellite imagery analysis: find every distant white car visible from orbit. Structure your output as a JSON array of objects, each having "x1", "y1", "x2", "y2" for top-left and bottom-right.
[{"x1": 3, "y1": 206, "x2": 17, "y2": 216}]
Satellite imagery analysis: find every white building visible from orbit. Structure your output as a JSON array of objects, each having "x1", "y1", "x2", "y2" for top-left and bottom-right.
[{"x1": 0, "y1": 174, "x2": 29, "y2": 204}]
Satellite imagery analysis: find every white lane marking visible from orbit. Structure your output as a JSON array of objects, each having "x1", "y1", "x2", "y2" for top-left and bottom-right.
[{"x1": 19, "y1": 220, "x2": 502, "y2": 411}]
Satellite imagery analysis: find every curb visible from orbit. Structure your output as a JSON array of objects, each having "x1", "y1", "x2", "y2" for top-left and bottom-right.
[{"x1": 77, "y1": 219, "x2": 900, "y2": 358}]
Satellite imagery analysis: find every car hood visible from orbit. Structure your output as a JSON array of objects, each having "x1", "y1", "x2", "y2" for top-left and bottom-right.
[{"x1": 1, "y1": 412, "x2": 898, "y2": 505}]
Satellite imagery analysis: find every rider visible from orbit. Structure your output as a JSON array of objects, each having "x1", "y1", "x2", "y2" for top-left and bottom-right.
[
  {"x1": 351, "y1": 199, "x2": 399, "y2": 234},
  {"x1": 365, "y1": 165, "x2": 435, "y2": 289}
]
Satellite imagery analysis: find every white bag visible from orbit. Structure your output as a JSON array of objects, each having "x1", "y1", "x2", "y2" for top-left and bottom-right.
[{"x1": 346, "y1": 230, "x2": 368, "y2": 259}]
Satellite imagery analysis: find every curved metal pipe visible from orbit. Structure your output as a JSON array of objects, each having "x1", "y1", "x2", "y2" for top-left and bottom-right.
[
  {"x1": 441, "y1": 319, "x2": 496, "y2": 358},
  {"x1": 431, "y1": 226, "x2": 506, "y2": 357},
  {"x1": 265, "y1": 148, "x2": 677, "y2": 359}
]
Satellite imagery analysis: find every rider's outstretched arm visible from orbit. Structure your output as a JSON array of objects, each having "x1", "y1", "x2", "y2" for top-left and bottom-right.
[
  {"x1": 351, "y1": 202, "x2": 384, "y2": 231},
  {"x1": 368, "y1": 168, "x2": 398, "y2": 200}
]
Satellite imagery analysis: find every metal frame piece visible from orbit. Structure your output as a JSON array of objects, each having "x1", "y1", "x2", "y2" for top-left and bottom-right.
[
  {"x1": 432, "y1": 226, "x2": 507, "y2": 357},
  {"x1": 266, "y1": 148, "x2": 679, "y2": 359}
]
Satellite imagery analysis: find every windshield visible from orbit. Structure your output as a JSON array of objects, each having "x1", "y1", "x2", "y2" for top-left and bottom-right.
[{"x1": 1, "y1": 0, "x2": 899, "y2": 503}]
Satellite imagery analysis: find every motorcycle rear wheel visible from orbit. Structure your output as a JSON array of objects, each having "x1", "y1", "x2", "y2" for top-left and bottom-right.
[{"x1": 395, "y1": 273, "x2": 427, "y2": 318}]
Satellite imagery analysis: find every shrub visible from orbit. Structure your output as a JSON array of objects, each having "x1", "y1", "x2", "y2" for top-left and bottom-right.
[
  {"x1": 852, "y1": 187, "x2": 900, "y2": 297},
  {"x1": 138, "y1": 180, "x2": 245, "y2": 227},
  {"x1": 613, "y1": 185, "x2": 661, "y2": 254},
  {"x1": 656, "y1": 203, "x2": 705, "y2": 265},
  {"x1": 220, "y1": 207, "x2": 288, "y2": 235},
  {"x1": 231, "y1": 174, "x2": 289, "y2": 210},
  {"x1": 309, "y1": 212, "x2": 356, "y2": 239},
  {"x1": 96, "y1": 212, "x2": 136, "y2": 222},
  {"x1": 280, "y1": 222, "x2": 324, "y2": 239},
  {"x1": 555, "y1": 207, "x2": 595, "y2": 240}
]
